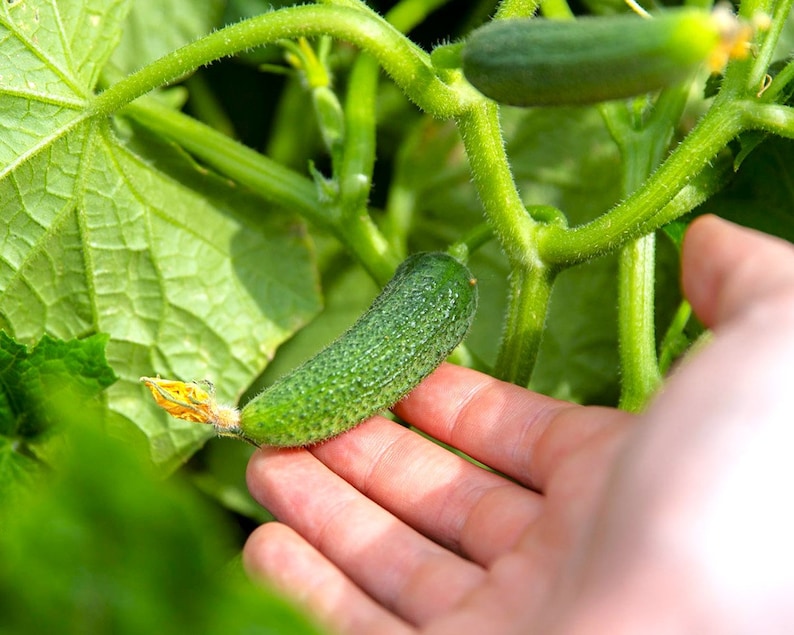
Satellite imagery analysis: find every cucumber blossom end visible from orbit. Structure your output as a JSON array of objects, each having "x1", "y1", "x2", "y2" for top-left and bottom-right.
[
  {"x1": 705, "y1": 4, "x2": 764, "y2": 73},
  {"x1": 140, "y1": 376, "x2": 245, "y2": 439}
]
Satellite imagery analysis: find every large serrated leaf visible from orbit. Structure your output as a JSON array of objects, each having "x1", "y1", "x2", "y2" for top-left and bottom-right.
[{"x1": 1, "y1": 0, "x2": 322, "y2": 469}]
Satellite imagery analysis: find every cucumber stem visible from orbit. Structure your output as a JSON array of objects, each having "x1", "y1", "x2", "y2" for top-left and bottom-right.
[
  {"x1": 455, "y1": 103, "x2": 538, "y2": 266},
  {"x1": 455, "y1": 103, "x2": 552, "y2": 386},
  {"x1": 495, "y1": 0, "x2": 543, "y2": 19},
  {"x1": 658, "y1": 300, "x2": 693, "y2": 375},
  {"x1": 741, "y1": 102, "x2": 794, "y2": 139},
  {"x1": 743, "y1": 0, "x2": 792, "y2": 94},
  {"x1": 617, "y1": 234, "x2": 661, "y2": 411},
  {"x1": 338, "y1": 54, "x2": 379, "y2": 223},
  {"x1": 124, "y1": 96, "x2": 397, "y2": 284},
  {"x1": 494, "y1": 265, "x2": 555, "y2": 386},
  {"x1": 602, "y1": 84, "x2": 688, "y2": 411}
]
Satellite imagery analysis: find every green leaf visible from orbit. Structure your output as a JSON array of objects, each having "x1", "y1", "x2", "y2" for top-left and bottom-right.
[
  {"x1": 0, "y1": 331, "x2": 117, "y2": 438},
  {"x1": 110, "y1": 0, "x2": 226, "y2": 75},
  {"x1": 1, "y1": 0, "x2": 322, "y2": 468},
  {"x1": 0, "y1": 422, "x2": 326, "y2": 635},
  {"x1": 0, "y1": 438, "x2": 39, "y2": 512},
  {"x1": 505, "y1": 107, "x2": 622, "y2": 226},
  {"x1": 699, "y1": 135, "x2": 794, "y2": 242},
  {"x1": 0, "y1": 331, "x2": 117, "y2": 507}
]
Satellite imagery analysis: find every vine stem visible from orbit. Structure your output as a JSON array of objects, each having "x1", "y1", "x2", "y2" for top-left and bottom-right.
[
  {"x1": 455, "y1": 103, "x2": 548, "y2": 384},
  {"x1": 537, "y1": 99, "x2": 746, "y2": 266},
  {"x1": 495, "y1": 0, "x2": 543, "y2": 19},
  {"x1": 455, "y1": 103, "x2": 538, "y2": 266},
  {"x1": 744, "y1": 0, "x2": 794, "y2": 94},
  {"x1": 92, "y1": 4, "x2": 474, "y2": 120},
  {"x1": 602, "y1": 83, "x2": 688, "y2": 411},
  {"x1": 124, "y1": 96, "x2": 397, "y2": 284},
  {"x1": 741, "y1": 101, "x2": 794, "y2": 138},
  {"x1": 617, "y1": 233, "x2": 661, "y2": 411},
  {"x1": 338, "y1": 54, "x2": 378, "y2": 221},
  {"x1": 494, "y1": 266, "x2": 555, "y2": 386},
  {"x1": 334, "y1": 52, "x2": 400, "y2": 285}
]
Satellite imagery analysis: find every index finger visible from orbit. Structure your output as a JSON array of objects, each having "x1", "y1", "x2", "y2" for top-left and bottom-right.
[{"x1": 392, "y1": 363, "x2": 632, "y2": 491}]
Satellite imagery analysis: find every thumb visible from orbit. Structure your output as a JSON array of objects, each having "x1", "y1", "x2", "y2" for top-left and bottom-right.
[{"x1": 681, "y1": 214, "x2": 794, "y2": 329}]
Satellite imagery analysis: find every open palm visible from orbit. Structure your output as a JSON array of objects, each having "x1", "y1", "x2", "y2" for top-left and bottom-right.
[{"x1": 244, "y1": 216, "x2": 794, "y2": 635}]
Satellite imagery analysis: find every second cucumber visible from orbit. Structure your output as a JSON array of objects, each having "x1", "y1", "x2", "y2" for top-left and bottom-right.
[{"x1": 461, "y1": 8, "x2": 749, "y2": 107}]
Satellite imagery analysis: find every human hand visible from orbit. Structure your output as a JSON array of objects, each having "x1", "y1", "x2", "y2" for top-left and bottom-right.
[{"x1": 243, "y1": 215, "x2": 794, "y2": 635}]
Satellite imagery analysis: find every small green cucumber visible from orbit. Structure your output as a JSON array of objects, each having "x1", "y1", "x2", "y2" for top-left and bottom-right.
[
  {"x1": 239, "y1": 252, "x2": 478, "y2": 447},
  {"x1": 461, "y1": 8, "x2": 749, "y2": 107}
]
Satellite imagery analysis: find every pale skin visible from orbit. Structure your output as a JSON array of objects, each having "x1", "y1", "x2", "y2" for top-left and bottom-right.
[{"x1": 243, "y1": 215, "x2": 794, "y2": 635}]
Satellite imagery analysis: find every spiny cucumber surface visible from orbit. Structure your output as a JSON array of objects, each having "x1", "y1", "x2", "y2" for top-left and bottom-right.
[{"x1": 240, "y1": 252, "x2": 478, "y2": 447}]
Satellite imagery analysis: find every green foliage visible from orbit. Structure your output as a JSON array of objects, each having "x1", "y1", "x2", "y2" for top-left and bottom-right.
[
  {"x1": 2, "y1": 0, "x2": 793, "y2": 461},
  {"x1": 2, "y1": 0, "x2": 794, "y2": 628},
  {"x1": 0, "y1": 0, "x2": 321, "y2": 469},
  {"x1": 701, "y1": 135, "x2": 794, "y2": 242},
  {"x1": 0, "y1": 334, "x2": 316, "y2": 632},
  {"x1": 0, "y1": 422, "x2": 324, "y2": 635},
  {"x1": 0, "y1": 332, "x2": 117, "y2": 507}
]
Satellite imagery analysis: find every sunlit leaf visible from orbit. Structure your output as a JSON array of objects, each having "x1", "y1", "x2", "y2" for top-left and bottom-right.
[{"x1": 0, "y1": 0, "x2": 322, "y2": 468}]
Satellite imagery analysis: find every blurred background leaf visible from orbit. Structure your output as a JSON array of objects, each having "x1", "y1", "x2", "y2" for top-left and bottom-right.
[
  {"x1": 0, "y1": 420, "x2": 325, "y2": 635},
  {"x1": 0, "y1": 332, "x2": 117, "y2": 509}
]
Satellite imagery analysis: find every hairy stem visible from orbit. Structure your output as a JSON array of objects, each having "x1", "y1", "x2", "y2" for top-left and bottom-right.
[
  {"x1": 495, "y1": 0, "x2": 542, "y2": 19},
  {"x1": 93, "y1": 4, "x2": 472, "y2": 120},
  {"x1": 741, "y1": 102, "x2": 794, "y2": 138},
  {"x1": 455, "y1": 103, "x2": 537, "y2": 265},
  {"x1": 494, "y1": 266, "x2": 555, "y2": 385},
  {"x1": 617, "y1": 234, "x2": 661, "y2": 411},
  {"x1": 604, "y1": 85, "x2": 688, "y2": 411},
  {"x1": 745, "y1": 0, "x2": 794, "y2": 94},
  {"x1": 537, "y1": 100, "x2": 745, "y2": 265},
  {"x1": 455, "y1": 103, "x2": 552, "y2": 385}
]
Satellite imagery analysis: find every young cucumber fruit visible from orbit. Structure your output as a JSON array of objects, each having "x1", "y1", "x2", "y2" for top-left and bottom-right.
[
  {"x1": 461, "y1": 8, "x2": 751, "y2": 107},
  {"x1": 239, "y1": 252, "x2": 478, "y2": 447}
]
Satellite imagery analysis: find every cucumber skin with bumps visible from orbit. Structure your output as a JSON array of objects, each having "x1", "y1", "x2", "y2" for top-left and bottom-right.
[
  {"x1": 240, "y1": 252, "x2": 478, "y2": 447},
  {"x1": 462, "y1": 9, "x2": 724, "y2": 107}
]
